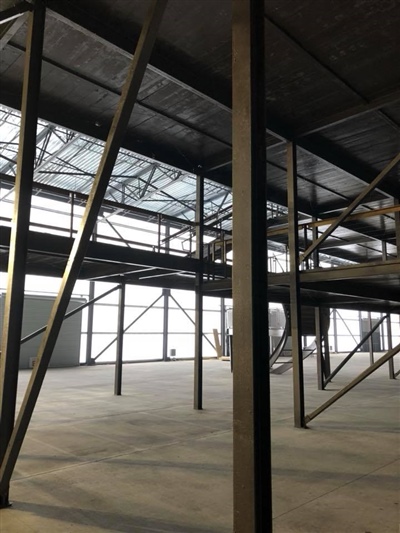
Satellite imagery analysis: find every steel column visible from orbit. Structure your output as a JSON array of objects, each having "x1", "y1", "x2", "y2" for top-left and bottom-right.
[
  {"x1": 0, "y1": 0, "x2": 45, "y2": 508},
  {"x1": 313, "y1": 220, "x2": 324, "y2": 390},
  {"x1": 395, "y1": 198, "x2": 400, "y2": 258},
  {"x1": 387, "y1": 316, "x2": 395, "y2": 380},
  {"x1": 287, "y1": 142, "x2": 306, "y2": 427},
  {"x1": 333, "y1": 309, "x2": 338, "y2": 354},
  {"x1": 114, "y1": 281, "x2": 126, "y2": 395},
  {"x1": 85, "y1": 281, "x2": 95, "y2": 365},
  {"x1": 220, "y1": 297, "x2": 226, "y2": 357},
  {"x1": 162, "y1": 289, "x2": 170, "y2": 361},
  {"x1": 368, "y1": 313, "x2": 374, "y2": 365},
  {"x1": 381, "y1": 241, "x2": 395, "y2": 379},
  {"x1": 315, "y1": 307, "x2": 325, "y2": 390},
  {"x1": 0, "y1": 0, "x2": 168, "y2": 497},
  {"x1": 232, "y1": 0, "x2": 272, "y2": 530},
  {"x1": 306, "y1": 343, "x2": 400, "y2": 423},
  {"x1": 194, "y1": 174, "x2": 204, "y2": 410}
]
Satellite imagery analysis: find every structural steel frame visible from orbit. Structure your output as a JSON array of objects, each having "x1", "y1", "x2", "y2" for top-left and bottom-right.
[
  {"x1": 0, "y1": 0, "x2": 168, "y2": 504},
  {"x1": 0, "y1": 0, "x2": 398, "y2": 527},
  {"x1": 0, "y1": 1, "x2": 46, "y2": 507}
]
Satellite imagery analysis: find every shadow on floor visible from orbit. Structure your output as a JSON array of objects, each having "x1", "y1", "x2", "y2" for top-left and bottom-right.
[{"x1": 7, "y1": 501, "x2": 229, "y2": 533}]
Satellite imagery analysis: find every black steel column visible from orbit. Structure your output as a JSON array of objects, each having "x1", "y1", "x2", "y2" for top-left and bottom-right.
[
  {"x1": 232, "y1": 0, "x2": 272, "y2": 531},
  {"x1": 85, "y1": 281, "x2": 95, "y2": 365},
  {"x1": 395, "y1": 198, "x2": 400, "y2": 258},
  {"x1": 382, "y1": 241, "x2": 395, "y2": 378},
  {"x1": 368, "y1": 312, "x2": 374, "y2": 365},
  {"x1": 114, "y1": 282, "x2": 126, "y2": 395},
  {"x1": 220, "y1": 297, "x2": 226, "y2": 358},
  {"x1": 0, "y1": 0, "x2": 168, "y2": 498},
  {"x1": 287, "y1": 142, "x2": 306, "y2": 428},
  {"x1": 162, "y1": 289, "x2": 170, "y2": 361},
  {"x1": 0, "y1": 0, "x2": 45, "y2": 509},
  {"x1": 315, "y1": 307, "x2": 324, "y2": 390},
  {"x1": 312, "y1": 220, "x2": 324, "y2": 390},
  {"x1": 194, "y1": 174, "x2": 204, "y2": 410},
  {"x1": 333, "y1": 309, "x2": 339, "y2": 354},
  {"x1": 387, "y1": 315, "x2": 395, "y2": 379}
]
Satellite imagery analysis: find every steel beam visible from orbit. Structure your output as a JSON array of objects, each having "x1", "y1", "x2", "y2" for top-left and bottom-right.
[
  {"x1": 232, "y1": 1, "x2": 272, "y2": 531},
  {"x1": 114, "y1": 281, "x2": 126, "y2": 395},
  {"x1": 0, "y1": 11, "x2": 29, "y2": 52},
  {"x1": 294, "y1": 88, "x2": 400, "y2": 137},
  {"x1": 301, "y1": 152, "x2": 400, "y2": 263},
  {"x1": 194, "y1": 175, "x2": 204, "y2": 410},
  {"x1": 287, "y1": 142, "x2": 306, "y2": 427},
  {"x1": 0, "y1": 0, "x2": 168, "y2": 498},
  {"x1": 306, "y1": 343, "x2": 400, "y2": 424},
  {"x1": 264, "y1": 14, "x2": 400, "y2": 136},
  {"x1": 0, "y1": 1, "x2": 45, "y2": 508},
  {"x1": 300, "y1": 258, "x2": 400, "y2": 282},
  {"x1": 267, "y1": 204, "x2": 400, "y2": 238},
  {"x1": 0, "y1": 1, "x2": 31, "y2": 24}
]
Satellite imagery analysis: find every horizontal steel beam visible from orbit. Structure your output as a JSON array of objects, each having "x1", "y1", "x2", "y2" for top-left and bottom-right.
[
  {"x1": 300, "y1": 152, "x2": 400, "y2": 263},
  {"x1": 267, "y1": 204, "x2": 400, "y2": 238},
  {"x1": 295, "y1": 87, "x2": 400, "y2": 136},
  {"x1": 0, "y1": 226, "x2": 200, "y2": 273},
  {"x1": 300, "y1": 259, "x2": 400, "y2": 282}
]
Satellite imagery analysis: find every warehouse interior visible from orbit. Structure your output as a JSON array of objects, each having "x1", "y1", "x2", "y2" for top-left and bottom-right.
[{"x1": 0, "y1": 1, "x2": 399, "y2": 532}]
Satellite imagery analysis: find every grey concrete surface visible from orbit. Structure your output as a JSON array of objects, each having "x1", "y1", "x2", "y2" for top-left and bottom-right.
[{"x1": 0, "y1": 354, "x2": 399, "y2": 532}]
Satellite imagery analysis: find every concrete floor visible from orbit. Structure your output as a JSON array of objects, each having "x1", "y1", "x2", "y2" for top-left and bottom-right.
[{"x1": 0, "y1": 354, "x2": 399, "y2": 533}]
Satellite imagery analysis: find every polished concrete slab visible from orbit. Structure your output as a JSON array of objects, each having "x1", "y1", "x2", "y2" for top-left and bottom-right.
[{"x1": 0, "y1": 354, "x2": 399, "y2": 532}]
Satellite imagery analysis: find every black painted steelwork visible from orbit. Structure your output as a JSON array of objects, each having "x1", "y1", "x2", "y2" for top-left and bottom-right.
[
  {"x1": 162, "y1": 288, "x2": 170, "y2": 362},
  {"x1": 306, "y1": 343, "x2": 400, "y2": 424},
  {"x1": 232, "y1": 0, "x2": 272, "y2": 530},
  {"x1": 0, "y1": 0, "x2": 168, "y2": 501},
  {"x1": 114, "y1": 281, "x2": 126, "y2": 395},
  {"x1": 0, "y1": 1, "x2": 46, "y2": 508},
  {"x1": 301, "y1": 152, "x2": 400, "y2": 263},
  {"x1": 287, "y1": 142, "x2": 306, "y2": 428},
  {"x1": 324, "y1": 314, "x2": 388, "y2": 387},
  {"x1": 194, "y1": 175, "x2": 204, "y2": 410}
]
